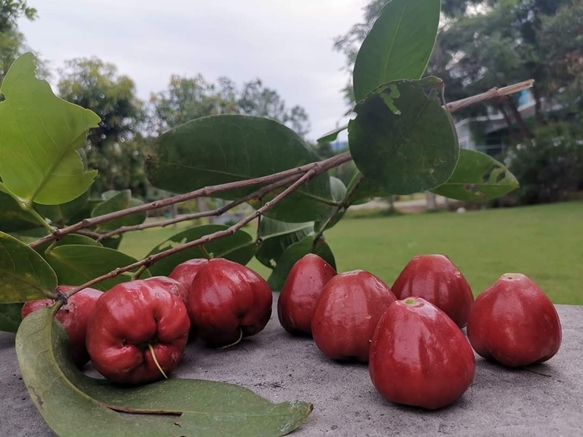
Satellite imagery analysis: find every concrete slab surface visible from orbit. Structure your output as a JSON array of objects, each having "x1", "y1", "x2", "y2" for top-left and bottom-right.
[{"x1": 1, "y1": 296, "x2": 582, "y2": 437}]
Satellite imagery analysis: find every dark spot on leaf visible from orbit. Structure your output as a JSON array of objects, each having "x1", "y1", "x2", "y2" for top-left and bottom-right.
[
  {"x1": 0, "y1": 93, "x2": 5, "y2": 102},
  {"x1": 174, "y1": 422, "x2": 181, "y2": 427}
]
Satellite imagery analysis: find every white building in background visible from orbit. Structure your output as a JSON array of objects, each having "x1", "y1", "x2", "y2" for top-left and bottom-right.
[{"x1": 454, "y1": 89, "x2": 537, "y2": 156}]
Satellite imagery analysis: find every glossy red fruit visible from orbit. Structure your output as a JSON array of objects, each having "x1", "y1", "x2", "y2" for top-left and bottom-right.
[
  {"x1": 21, "y1": 286, "x2": 102, "y2": 368},
  {"x1": 467, "y1": 273, "x2": 562, "y2": 367},
  {"x1": 143, "y1": 276, "x2": 190, "y2": 306},
  {"x1": 369, "y1": 297, "x2": 475, "y2": 410},
  {"x1": 169, "y1": 258, "x2": 209, "y2": 299},
  {"x1": 86, "y1": 279, "x2": 190, "y2": 384},
  {"x1": 278, "y1": 254, "x2": 336, "y2": 336},
  {"x1": 188, "y1": 258, "x2": 272, "y2": 347},
  {"x1": 311, "y1": 270, "x2": 396, "y2": 362},
  {"x1": 392, "y1": 254, "x2": 474, "y2": 328}
]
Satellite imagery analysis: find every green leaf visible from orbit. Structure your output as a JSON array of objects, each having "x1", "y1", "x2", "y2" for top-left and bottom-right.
[
  {"x1": 256, "y1": 218, "x2": 314, "y2": 269},
  {"x1": 267, "y1": 236, "x2": 336, "y2": 291},
  {"x1": 145, "y1": 115, "x2": 335, "y2": 222},
  {"x1": 44, "y1": 245, "x2": 149, "y2": 291},
  {"x1": 147, "y1": 224, "x2": 256, "y2": 277},
  {"x1": 432, "y1": 149, "x2": 519, "y2": 201},
  {"x1": 0, "y1": 303, "x2": 22, "y2": 332},
  {"x1": 35, "y1": 189, "x2": 91, "y2": 227},
  {"x1": 317, "y1": 126, "x2": 347, "y2": 144},
  {"x1": 0, "y1": 191, "x2": 41, "y2": 232},
  {"x1": 0, "y1": 231, "x2": 58, "y2": 303},
  {"x1": 352, "y1": 0, "x2": 441, "y2": 102},
  {"x1": 0, "y1": 53, "x2": 99, "y2": 205},
  {"x1": 34, "y1": 234, "x2": 101, "y2": 260},
  {"x1": 348, "y1": 79, "x2": 459, "y2": 194},
  {"x1": 100, "y1": 235, "x2": 123, "y2": 250},
  {"x1": 345, "y1": 172, "x2": 392, "y2": 205},
  {"x1": 314, "y1": 177, "x2": 348, "y2": 232},
  {"x1": 91, "y1": 190, "x2": 146, "y2": 232},
  {"x1": 16, "y1": 307, "x2": 312, "y2": 437}
]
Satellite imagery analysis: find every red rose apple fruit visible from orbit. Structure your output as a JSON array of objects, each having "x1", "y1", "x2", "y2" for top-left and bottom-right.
[
  {"x1": 86, "y1": 278, "x2": 190, "y2": 384},
  {"x1": 188, "y1": 258, "x2": 272, "y2": 347},
  {"x1": 369, "y1": 297, "x2": 475, "y2": 410},
  {"x1": 278, "y1": 254, "x2": 336, "y2": 336},
  {"x1": 392, "y1": 254, "x2": 474, "y2": 328},
  {"x1": 169, "y1": 258, "x2": 209, "y2": 299},
  {"x1": 21, "y1": 286, "x2": 103, "y2": 368},
  {"x1": 467, "y1": 273, "x2": 562, "y2": 367},
  {"x1": 311, "y1": 270, "x2": 396, "y2": 362},
  {"x1": 143, "y1": 276, "x2": 190, "y2": 306}
]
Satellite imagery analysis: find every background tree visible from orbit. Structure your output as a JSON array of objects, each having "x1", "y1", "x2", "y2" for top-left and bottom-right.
[
  {"x1": 334, "y1": 0, "x2": 582, "y2": 206},
  {"x1": 0, "y1": 0, "x2": 37, "y2": 81},
  {"x1": 58, "y1": 58, "x2": 148, "y2": 197},
  {"x1": 151, "y1": 75, "x2": 310, "y2": 137}
]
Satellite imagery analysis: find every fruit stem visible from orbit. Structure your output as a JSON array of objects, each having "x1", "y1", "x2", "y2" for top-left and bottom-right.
[
  {"x1": 219, "y1": 327, "x2": 244, "y2": 350},
  {"x1": 147, "y1": 344, "x2": 168, "y2": 379},
  {"x1": 199, "y1": 244, "x2": 212, "y2": 260},
  {"x1": 131, "y1": 265, "x2": 149, "y2": 280}
]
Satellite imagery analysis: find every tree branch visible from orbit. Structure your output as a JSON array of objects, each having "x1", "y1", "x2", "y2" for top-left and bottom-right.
[
  {"x1": 333, "y1": 79, "x2": 535, "y2": 134},
  {"x1": 65, "y1": 167, "x2": 322, "y2": 298},
  {"x1": 443, "y1": 80, "x2": 535, "y2": 113},
  {"x1": 94, "y1": 173, "x2": 304, "y2": 241},
  {"x1": 30, "y1": 152, "x2": 352, "y2": 249}
]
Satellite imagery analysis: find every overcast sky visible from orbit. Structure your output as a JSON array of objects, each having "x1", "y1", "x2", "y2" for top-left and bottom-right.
[{"x1": 18, "y1": 0, "x2": 366, "y2": 141}]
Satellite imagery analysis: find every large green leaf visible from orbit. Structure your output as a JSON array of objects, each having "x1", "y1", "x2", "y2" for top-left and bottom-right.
[
  {"x1": 147, "y1": 224, "x2": 256, "y2": 277},
  {"x1": 44, "y1": 245, "x2": 149, "y2": 291},
  {"x1": 267, "y1": 236, "x2": 336, "y2": 291},
  {"x1": 145, "y1": 115, "x2": 335, "y2": 222},
  {"x1": 16, "y1": 307, "x2": 312, "y2": 437},
  {"x1": 256, "y1": 218, "x2": 314, "y2": 269},
  {"x1": 314, "y1": 177, "x2": 347, "y2": 232},
  {"x1": 0, "y1": 303, "x2": 22, "y2": 332},
  {"x1": 0, "y1": 231, "x2": 58, "y2": 303},
  {"x1": 352, "y1": 0, "x2": 441, "y2": 103},
  {"x1": 349, "y1": 78, "x2": 459, "y2": 194},
  {"x1": 91, "y1": 190, "x2": 146, "y2": 232},
  {"x1": 35, "y1": 189, "x2": 91, "y2": 227},
  {"x1": 0, "y1": 53, "x2": 99, "y2": 205},
  {"x1": 345, "y1": 172, "x2": 387, "y2": 205},
  {"x1": 432, "y1": 149, "x2": 519, "y2": 201},
  {"x1": 0, "y1": 190, "x2": 40, "y2": 232}
]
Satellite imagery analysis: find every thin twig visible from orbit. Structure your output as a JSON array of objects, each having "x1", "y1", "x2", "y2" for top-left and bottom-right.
[
  {"x1": 313, "y1": 173, "x2": 364, "y2": 244},
  {"x1": 65, "y1": 167, "x2": 321, "y2": 298},
  {"x1": 94, "y1": 173, "x2": 303, "y2": 241},
  {"x1": 29, "y1": 152, "x2": 352, "y2": 249},
  {"x1": 444, "y1": 80, "x2": 535, "y2": 113},
  {"x1": 325, "y1": 79, "x2": 535, "y2": 138},
  {"x1": 75, "y1": 229, "x2": 105, "y2": 240}
]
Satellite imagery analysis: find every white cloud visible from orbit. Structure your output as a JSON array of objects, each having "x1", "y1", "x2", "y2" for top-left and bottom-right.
[{"x1": 19, "y1": 0, "x2": 367, "y2": 141}]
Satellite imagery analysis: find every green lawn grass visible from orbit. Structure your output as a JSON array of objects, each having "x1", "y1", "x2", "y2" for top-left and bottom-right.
[{"x1": 120, "y1": 201, "x2": 583, "y2": 305}]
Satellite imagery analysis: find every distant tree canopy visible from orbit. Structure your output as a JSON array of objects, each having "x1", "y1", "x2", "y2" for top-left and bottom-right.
[
  {"x1": 151, "y1": 75, "x2": 310, "y2": 137},
  {"x1": 0, "y1": 0, "x2": 37, "y2": 81},
  {"x1": 58, "y1": 58, "x2": 148, "y2": 198}
]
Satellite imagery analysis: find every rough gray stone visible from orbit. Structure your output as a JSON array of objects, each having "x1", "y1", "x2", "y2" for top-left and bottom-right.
[{"x1": 1, "y1": 298, "x2": 582, "y2": 436}]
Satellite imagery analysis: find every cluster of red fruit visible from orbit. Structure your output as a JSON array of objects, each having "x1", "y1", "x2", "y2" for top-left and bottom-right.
[
  {"x1": 21, "y1": 258, "x2": 272, "y2": 384},
  {"x1": 279, "y1": 254, "x2": 562, "y2": 409},
  {"x1": 20, "y1": 253, "x2": 561, "y2": 412}
]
